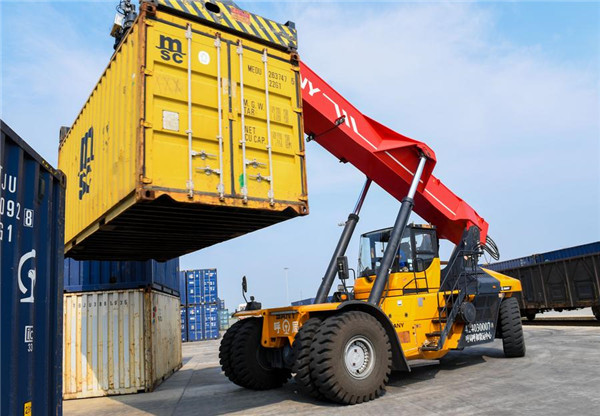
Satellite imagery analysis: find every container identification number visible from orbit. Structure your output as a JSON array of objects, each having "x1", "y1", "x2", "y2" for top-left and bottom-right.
[{"x1": 1, "y1": 165, "x2": 36, "y2": 243}]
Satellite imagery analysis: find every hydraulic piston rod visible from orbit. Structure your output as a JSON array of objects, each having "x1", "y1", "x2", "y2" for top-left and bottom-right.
[
  {"x1": 367, "y1": 155, "x2": 428, "y2": 305},
  {"x1": 314, "y1": 177, "x2": 372, "y2": 304}
]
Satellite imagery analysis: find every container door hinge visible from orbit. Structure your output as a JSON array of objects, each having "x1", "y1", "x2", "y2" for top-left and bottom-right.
[
  {"x1": 144, "y1": 68, "x2": 153, "y2": 76},
  {"x1": 140, "y1": 176, "x2": 152, "y2": 184},
  {"x1": 143, "y1": 19, "x2": 154, "y2": 26},
  {"x1": 141, "y1": 120, "x2": 152, "y2": 128}
]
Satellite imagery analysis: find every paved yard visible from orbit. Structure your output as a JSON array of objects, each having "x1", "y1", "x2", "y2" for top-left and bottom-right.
[{"x1": 64, "y1": 323, "x2": 600, "y2": 416}]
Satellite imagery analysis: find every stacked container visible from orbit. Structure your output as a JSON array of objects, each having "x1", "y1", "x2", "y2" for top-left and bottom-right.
[
  {"x1": 61, "y1": 258, "x2": 182, "y2": 399},
  {"x1": 218, "y1": 309, "x2": 230, "y2": 331},
  {"x1": 180, "y1": 269, "x2": 220, "y2": 341},
  {"x1": 1, "y1": 121, "x2": 65, "y2": 416}
]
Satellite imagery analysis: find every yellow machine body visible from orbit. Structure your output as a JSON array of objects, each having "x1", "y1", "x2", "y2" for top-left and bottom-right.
[{"x1": 236, "y1": 262, "x2": 521, "y2": 362}]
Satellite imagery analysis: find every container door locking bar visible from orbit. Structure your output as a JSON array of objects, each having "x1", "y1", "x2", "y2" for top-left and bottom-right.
[
  {"x1": 237, "y1": 40, "x2": 249, "y2": 203},
  {"x1": 215, "y1": 34, "x2": 225, "y2": 200},
  {"x1": 185, "y1": 24, "x2": 194, "y2": 198},
  {"x1": 262, "y1": 49, "x2": 275, "y2": 206}
]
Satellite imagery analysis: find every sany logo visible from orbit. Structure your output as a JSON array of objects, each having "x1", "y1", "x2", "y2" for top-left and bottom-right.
[
  {"x1": 300, "y1": 76, "x2": 365, "y2": 142},
  {"x1": 18, "y1": 249, "x2": 36, "y2": 304}
]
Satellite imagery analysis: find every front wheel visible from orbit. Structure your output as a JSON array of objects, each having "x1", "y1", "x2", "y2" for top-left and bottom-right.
[
  {"x1": 499, "y1": 297, "x2": 526, "y2": 358},
  {"x1": 309, "y1": 311, "x2": 391, "y2": 405}
]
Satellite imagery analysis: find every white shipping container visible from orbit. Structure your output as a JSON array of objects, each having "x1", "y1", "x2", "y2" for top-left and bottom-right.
[{"x1": 63, "y1": 289, "x2": 182, "y2": 399}]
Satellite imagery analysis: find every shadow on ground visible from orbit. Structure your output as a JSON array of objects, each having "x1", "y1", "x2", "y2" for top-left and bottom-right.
[{"x1": 100, "y1": 347, "x2": 507, "y2": 415}]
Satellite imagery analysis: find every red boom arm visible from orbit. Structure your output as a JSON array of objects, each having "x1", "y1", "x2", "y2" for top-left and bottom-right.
[{"x1": 299, "y1": 61, "x2": 488, "y2": 245}]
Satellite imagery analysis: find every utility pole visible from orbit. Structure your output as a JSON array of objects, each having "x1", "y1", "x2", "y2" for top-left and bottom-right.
[{"x1": 284, "y1": 267, "x2": 290, "y2": 304}]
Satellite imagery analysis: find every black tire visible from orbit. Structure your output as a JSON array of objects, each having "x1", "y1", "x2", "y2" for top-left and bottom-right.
[
  {"x1": 524, "y1": 310, "x2": 537, "y2": 322},
  {"x1": 229, "y1": 318, "x2": 291, "y2": 390},
  {"x1": 499, "y1": 297, "x2": 526, "y2": 358},
  {"x1": 592, "y1": 305, "x2": 600, "y2": 321},
  {"x1": 292, "y1": 317, "x2": 323, "y2": 399},
  {"x1": 218, "y1": 319, "x2": 247, "y2": 385},
  {"x1": 309, "y1": 311, "x2": 391, "y2": 405}
]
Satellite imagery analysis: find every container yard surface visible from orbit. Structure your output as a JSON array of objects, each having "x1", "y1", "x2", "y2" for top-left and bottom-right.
[
  {"x1": 58, "y1": 1, "x2": 307, "y2": 261},
  {"x1": 63, "y1": 324, "x2": 600, "y2": 416},
  {"x1": 1, "y1": 121, "x2": 65, "y2": 416}
]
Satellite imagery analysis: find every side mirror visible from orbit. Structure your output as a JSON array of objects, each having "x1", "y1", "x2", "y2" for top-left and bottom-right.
[
  {"x1": 241, "y1": 276, "x2": 248, "y2": 303},
  {"x1": 336, "y1": 256, "x2": 349, "y2": 281}
]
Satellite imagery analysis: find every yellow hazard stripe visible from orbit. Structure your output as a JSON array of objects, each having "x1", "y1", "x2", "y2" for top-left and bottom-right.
[
  {"x1": 158, "y1": 0, "x2": 296, "y2": 49},
  {"x1": 219, "y1": 6, "x2": 247, "y2": 34}
]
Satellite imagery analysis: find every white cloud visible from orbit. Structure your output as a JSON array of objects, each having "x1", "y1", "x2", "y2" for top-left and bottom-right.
[{"x1": 2, "y1": 1, "x2": 598, "y2": 308}]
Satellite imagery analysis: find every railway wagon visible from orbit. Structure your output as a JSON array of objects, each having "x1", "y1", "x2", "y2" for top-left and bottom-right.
[{"x1": 484, "y1": 242, "x2": 600, "y2": 321}]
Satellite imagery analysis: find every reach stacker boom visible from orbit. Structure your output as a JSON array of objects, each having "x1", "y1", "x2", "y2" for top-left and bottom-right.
[{"x1": 220, "y1": 60, "x2": 525, "y2": 405}]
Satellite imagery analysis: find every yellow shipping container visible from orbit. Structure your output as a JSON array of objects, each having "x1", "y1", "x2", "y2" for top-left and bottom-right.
[{"x1": 59, "y1": 0, "x2": 307, "y2": 260}]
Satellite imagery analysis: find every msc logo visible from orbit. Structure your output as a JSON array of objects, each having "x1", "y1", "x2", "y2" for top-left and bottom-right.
[
  {"x1": 157, "y1": 35, "x2": 185, "y2": 63},
  {"x1": 78, "y1": 127, "x2": 94, "y2": 200}
]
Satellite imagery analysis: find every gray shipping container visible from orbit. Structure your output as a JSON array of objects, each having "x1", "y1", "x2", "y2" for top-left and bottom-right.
[
  {"x1": 1, "y1": 121, "x2": 66, "y2": 415},
  {"x1": 63, "y1": 289, "x2": 182, "y2": 399}
]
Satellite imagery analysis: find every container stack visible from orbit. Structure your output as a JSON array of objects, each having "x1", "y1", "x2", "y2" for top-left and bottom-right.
[
  {"x1": 179, "y1": 269, "x2": 220, "y2": 341},
  {"x1": 1, "y1": 121, "x2": 65, "y2": 415},
  {"x1": 218, "y1": 308, "x2": 231, "y2": 331},
  {"x1": 62, "y1": 258, "x2": 182, "y2": 399}
]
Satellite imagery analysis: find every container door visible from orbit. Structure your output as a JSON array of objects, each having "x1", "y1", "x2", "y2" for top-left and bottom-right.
[
  {"x1": 145, "y1": 20, "x2": 231, "y2": 200},
  {"x1": 230, "y1": 40, "x2": 305, "y2": 206}
]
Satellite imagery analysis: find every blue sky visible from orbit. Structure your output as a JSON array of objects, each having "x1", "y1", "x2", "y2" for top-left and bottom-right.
[{"x1": 1, "y1": 1, "x2": 598, "y2": 309}]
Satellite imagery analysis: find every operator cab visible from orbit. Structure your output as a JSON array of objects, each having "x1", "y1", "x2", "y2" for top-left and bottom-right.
[{"x1": 358, "y1": 224, "x2": 439, "y2": 278}]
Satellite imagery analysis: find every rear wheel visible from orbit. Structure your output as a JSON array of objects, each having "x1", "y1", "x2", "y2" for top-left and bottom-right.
[
  {"x1": 592, "y1": 305, "x2": 600, "y2": 321},
  {"x1": 309, "y1": 311, "x2": 391, "y2": 405},
  {"x1": 218, "y1": 319, "x2": 246, "y2": 385},
  {"x1": 292, "y1": 317, "x2": 323, "y2": 399},
  {"x1": 222, "y1": 318, "x2": 291, "y2": 390},
  {"x1": 524, "y1": 310, "x2": 537, "y2": 321},
  {"x1": 499, "y1": 297, "x2": 526, "y2": 358}
]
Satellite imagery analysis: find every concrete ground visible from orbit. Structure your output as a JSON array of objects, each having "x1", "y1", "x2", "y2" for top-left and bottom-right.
[{"x1": 64, "y1": 322, "x2": 600, "y2": 416}]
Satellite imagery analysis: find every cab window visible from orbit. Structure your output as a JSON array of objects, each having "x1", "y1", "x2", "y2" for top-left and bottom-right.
[
  {"x1": 358, "y1": 226, "x2": 438, "y2": 277},
  {"x1": 413, "y1": 229, "x2": 437, "y2": 271}
]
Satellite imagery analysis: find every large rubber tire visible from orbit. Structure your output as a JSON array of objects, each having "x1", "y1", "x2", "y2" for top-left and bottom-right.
[
  {"x1": 292, "y1": 317, "x2": 323, "y2": 399},
  {"x1": 228, "y1": 318, "x2": 291, "y2": 390},
  {"x1": 218, "y1": 319, "x2": 247, "y2": 385},
  {"x1": 592, "y1": 305, "x2": 600, "y2": 321},
  {"x1": 499, "y1": 297, "x2": 526, "y2": 358},
  {"x1": 309, "y1": 311, "x2": 391, "y2": 405}
]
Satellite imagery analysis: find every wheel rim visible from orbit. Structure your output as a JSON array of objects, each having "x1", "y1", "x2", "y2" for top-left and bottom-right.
[{"x1": 343, "y1": 335, "x2": 375, "y2": 380}]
